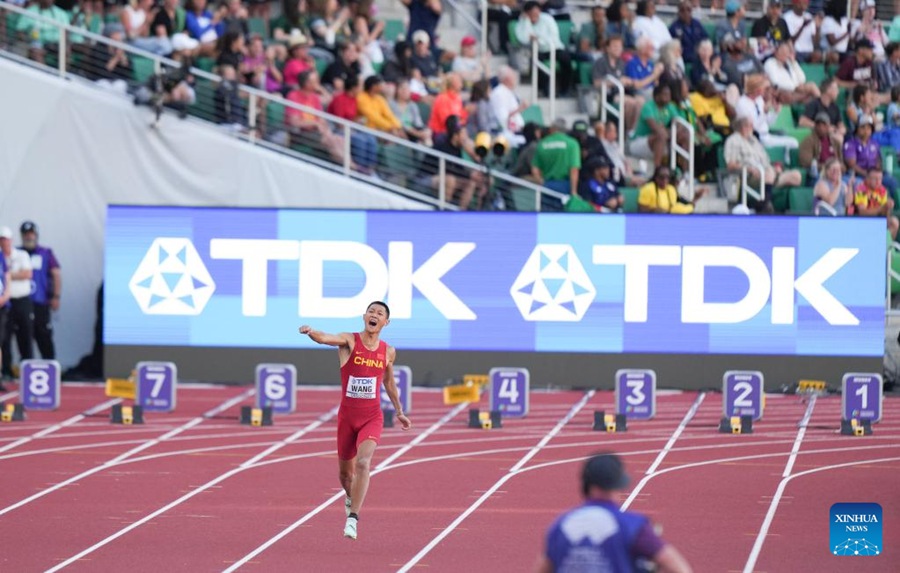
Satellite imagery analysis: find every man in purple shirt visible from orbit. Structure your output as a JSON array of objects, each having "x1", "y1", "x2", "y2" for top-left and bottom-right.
[
  {"x1": 843, "y1": 115, "x2": 897, "y2": 199},
  {"x1": 537, "y1": 452, "x2": 693, "y2": 573},
  {"x1": 19, "y1": 221, "x2": 61, "y2": 360}
]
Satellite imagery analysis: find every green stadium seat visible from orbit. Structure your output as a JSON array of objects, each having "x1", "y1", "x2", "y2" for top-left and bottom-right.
[
  {"x1": 521, "y1": 104, "x2": 544, "y2": 126},
  {"x1": 314, "y1": 56, "x2": 328, "y2": 76},
  {"x1": 578, "y1": 60, "x2": 592, "y2": 86},
  {"x1": 770, "y1": 187, "x2": 789, "y2": 213},
  {"x1": 248, "y1": 17, "x2": 267, "y2": 39},
  {"x1": 383, "y1": 18, "x2": 406, "y2": 43},
  {"x1": 620, "y1": 187, "x2": 639, "y2": 213},
  {"x1": 557, "y1": 20, "x2": 574, "y2": 47},
  {"x1": 189, "y1": 81, "x2": 218, "y2": 123},
  {"x1": 799, "y1": 62, "x2": 826, "y2": 86},
  {"x1": 132, "y1": 55, "x2": 156, "y2": 84},
  {"x1": 266, "y1": 100, "x2": 285, "y2": 129},
  {"x1": 787, "y1": 186, "x2": 815, "y2": 214},
  {"x1": 195, "y1": 57, "x2": 216, "y2": 73}
]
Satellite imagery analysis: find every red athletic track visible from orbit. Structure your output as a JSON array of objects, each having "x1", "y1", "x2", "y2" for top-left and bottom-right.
[{"x1": 0, "y1": 383, "x2": 897, "y2": 573}]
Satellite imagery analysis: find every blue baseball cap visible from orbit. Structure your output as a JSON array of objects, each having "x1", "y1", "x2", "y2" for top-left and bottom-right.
[{"x1": 726, "y1": 0, "x2": 742, "y2": 14}]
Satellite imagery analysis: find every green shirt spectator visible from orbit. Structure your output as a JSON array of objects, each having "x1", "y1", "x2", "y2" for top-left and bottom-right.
[
  {"x1": 532, "y1": 119, "x2": 582, "y2": 198},
  {"x1": 633, "y1": 99, "x2": 678, "y2": 138},
  {"x1": 16, "y1": 1, "x2": 71, "y2": 45}
]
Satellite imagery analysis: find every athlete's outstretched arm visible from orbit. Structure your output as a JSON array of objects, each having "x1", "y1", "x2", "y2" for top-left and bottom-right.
[
  {"x1": 298, "y1": 326, "x2": 353, "y2": 347},
  {"x1": 383, "y1": 346, "x2": 412, "y2": 430}
]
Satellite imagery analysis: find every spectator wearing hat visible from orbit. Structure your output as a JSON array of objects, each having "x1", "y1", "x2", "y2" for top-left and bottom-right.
[
  {"x1": 18, "y1": 222, "x2": 60, "y2": 362},
  {"x1": 720, "y1": 33, "x2": 764, "y2": 91},
  {"x1": 715, "y1": 0, "x2": 746, "y2": 49},
  {"x1": 783, "y1": 0, "x2": 823, "y2": 63},
  {"x1": 283, "y1": 32, "x2": 315, "y2": 91},
  {"x1": 357, "y1": 75, "x2": 404, "y2": 135},
  {"x1": 584, "y1": 157, "x2": 624, "y2": 212},
  {"x1": 537, "y1": 452, "x2": 692, "y2": 573},
  {"x1": 843, "y1": 115, "x2": 898, "y2": 198},
  {"x1": 532, "y1": 117, "x2": 582, "y2": 202},
  {"x1": 410, "y1": 30, "x2": 441, "y2": 93},
  {"x1": 853, "y1": 167, "x2": 899, "y2": 239},
  {"x1": 516, "y1": 1, "x2": 573, "y2": 97},
  {"x1": 402, "y1": 0, "x2": 442, "y2": 51},
  {"x1": 750, "y1": 0, "x2": 790, "y2": 60},
  {"x1": 669, "y1": 1, "x2": 707, "y2": 64},
  {"x1": 799, "y1": 111, "x2": 842, "y2": 175},
  {"x1": 632, "y1": 0, "x2": 672, "y2": 57},
  {"x1": 452, "y1": 35, "x2": 488, "y2": 87},
  {"x1": 0, "y1": 226, "x2": 34, "y2": 381}
]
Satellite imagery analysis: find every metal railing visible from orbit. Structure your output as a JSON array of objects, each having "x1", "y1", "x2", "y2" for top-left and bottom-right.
[
  {"x1": 740, "y1": 161, "x2": 767, "y2": 208},
  {"x1": 670, "y1": 116, "x2": 695, "y2": 201},
  {"x1": 530, "y1": 40, "x2": 556, "y2": 121},
  {"x1": 0, "y1": 1, "x2": 565, "y2": 212},
  {"x1": 599, "y1": 75, "x2": 625, "y2": 154}
]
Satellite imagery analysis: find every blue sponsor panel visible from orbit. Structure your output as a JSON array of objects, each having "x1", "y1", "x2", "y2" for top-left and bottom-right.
[{"x1": 104, "y1": 207, "x2": 886, "y2": 357}]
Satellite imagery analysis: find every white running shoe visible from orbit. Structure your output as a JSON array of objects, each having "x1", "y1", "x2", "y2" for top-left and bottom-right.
[
  {"x1": 343, "y1": 516, "x2": 358, "y2": 540},
  {"x1": 345, "y1": 495, "x2": 352, "y2": 517}
]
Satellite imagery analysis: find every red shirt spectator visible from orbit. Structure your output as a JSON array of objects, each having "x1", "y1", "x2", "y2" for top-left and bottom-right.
[
  {"x1": 328, "y1": 91, "x2": 359, "y2": 121},
  {"x1": 428, "y1": 73, "x2": 468, "y2": 136}
]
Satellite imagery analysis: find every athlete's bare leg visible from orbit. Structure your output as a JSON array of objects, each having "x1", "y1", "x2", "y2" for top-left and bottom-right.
[
  {"x1": 339, "y1": 458, "x2": 355, "y2": 497},
  {"x1": 349, "y1": 439, "x2": 377, "y2": 515}
]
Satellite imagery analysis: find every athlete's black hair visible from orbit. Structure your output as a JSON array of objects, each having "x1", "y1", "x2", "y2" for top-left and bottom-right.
[{"x1": 367, "y1": 301, "x2": 390, "y2": 319}]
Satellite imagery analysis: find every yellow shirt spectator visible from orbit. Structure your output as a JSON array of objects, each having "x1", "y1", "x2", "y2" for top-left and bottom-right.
[
  {"x1": 638, "y1": 181, "x2": 695, "y2": 214},
  {"x1": 357, "y1": 79, "x2": 402, "y2": 132},
  {"x1": 689, "y1": 92, "x2": 730, "y2": 131}
]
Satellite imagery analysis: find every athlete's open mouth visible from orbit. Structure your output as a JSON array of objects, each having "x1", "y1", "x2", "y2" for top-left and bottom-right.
[{"x1": 368, "y1": 319, "x2": 377, "y2": 327}]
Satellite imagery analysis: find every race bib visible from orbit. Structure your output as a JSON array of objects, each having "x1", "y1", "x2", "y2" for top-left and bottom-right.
[{"x1": 346, "y1": 376, "x2": 376, "y2": 400}]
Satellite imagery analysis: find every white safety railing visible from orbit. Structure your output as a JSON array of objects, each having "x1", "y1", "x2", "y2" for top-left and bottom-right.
[
  {"x1": 740, "y1": 161, "x2": 767, "y2": 208},
  {"x1": 530, "y1": 40, "x2": 556, "y2": 121},
  {"x1": 0, "y1": 1, "x2": 566, "y2": 212},
  {"x1": 599, "y1": 75, "x2": 625, "y2": 154},
  {"x1": 888, "y1": 242, "x2": 900, "y2": 315},
  {"x1": 670, "y1": 116, "x2": 695, "y2": 201}
]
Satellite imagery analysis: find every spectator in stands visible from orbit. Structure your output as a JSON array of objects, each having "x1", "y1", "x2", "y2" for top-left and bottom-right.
[
  {"x1": 410, "y1": 30, "x2": 441, "y2": 93},
  {"x1": 764, "y1": 41, "x2": 820, "y2": 104},
  {"x1": 532, "y1": 117, "x2": 581, "y2": 199},
  {"x1": 15, "y1": 0, "x2": 71, "y2": 65},
  {"x1": 510, "y1": 122, "x2": 544, "y2": 180},
  {"x1": 878, "y1": 43, "x2": 900, "y2": 93},
  {"x1": 585, "y1": 156, "x2": 623, "y2": 212},
  {"x1": 87, "y1": 24, "x2": 132, "y2": 94},
  {"x1": 216, "y1": 30, "x2": 245, "y2": 75},
  {"x1": 221, "y1": 0, "x2": 249, "y2": 37},
  {"x1": 516, "y1": 1, "x2": 573, "y2": 97},
  {"x1": 669, "y1": 1, "x2": 707, "y2": 64},
  {"x1": 813, "y1": 158, "x2": 852, "y2": 215},
  {"x1": 784, "y1": 0, "x2": 822, "y2": 63},
  {"x1": 593, "y1": 35, "x2": 643, "y2": 133},
  {"x1": 0, "y1": 226, "x2": 33, "y2": 381},
  {"x1": 632, "y1": 0, "x2": 671, "y2": 57},
  {"x1": 467, "y1": 80, "x2": 502, "y2": 137},
  {"x1": 273, "y1": 0, "x2": 311, "y2": 43},
  {"x1": 571, "y1": 119, "x2": 604, "y2": 194},
  {"x1": 721, "y1": 33, "x2": 763, "y2": 92},
  {"x1": 659, "y1": 40, "x2": 686, "y2": 95},
  {"x1": 799, "y1": 112, "x2": 842, "y2": 175},
  {"x1": 151, "y1": 0, "x2": 200, "y2": 59},
  {"x1": 352, "y1": 0, "x2": 385, "y2": 72},
  {"x1": 625, "y1": 36, "x2": 665, "y2": 100},
  {"x1": 285, "y1": 69, "x2": 346, "y2": 164},
  {"x1": 750, "y1": 0, "x2": 790, "y2": 60},
  {"x1": 846, "y1": 84, "x2": 881, "y2": 134},
  {"x1": 605, "y1": 0, "x2": 635, "y2": 50},
  {"x1": 452, "y1": 36, "x2": 488, "y2": 88},
  {"x1": 821, "y1": 0, "x2": 856, "y2": 65},
  {"x1": 599, "y1": 119, "x2": 643, "y2": 186},
  {"x1": 429, "y1": 73, "x2": 468, "y2": 140},
  {"x1": 836, "y1": 38, "x2": 882, "y2": 95},
  {"x1": 261, "y1": 43, "x2": 287, "y2": 93},
  {"x1": 283, "y1": 33, "x2": 316, "y2": 93},
  {"x1": 631, "y1": 83, "x2": 681, "y2": 168},
  {"x1": 185, "y1": 0, "x2": 225, "y2": 54},
  {"x1": 853, "y1": 168, "x2": 899, "y2": 239},
  {"x1": 715, "y1": 0, "x2": 746, "y2": 49},
  {"x1": 308, "y1": 0, "x2": 351, "y2": 54},
  {"x1": 327, "y1": 74, "x2": 379, "y2": 176},
  {"x1": 854, "y1": 0, "x2": 887, "y2": 61},
  {"x1": 242, "y1": 33, "x2": 266, "y2": 87},
  {"x1": 638, "y1": 165, "x2": 703, "y2": 213},
  {"x1": 121, "y1": 0, "x2": 172, "y2": 56},
  {"x1": 382, "y1": 41, "x2": 412, "y2": 88},
  {"x1": 724, "y1": 116, "x2": 801, "y2": 211},
  {"x1": 674, "y1": 78, "x2": 719, "y2": 180},
  {"x1": 844, "y1": 115, "x2": 898, "y2": 198},
  {"x1": 417, "y1": 116, "x2": 487, "y2": 210},
  {"x1": 690, "y1": 77, "x2": 735, "y2": 137},
  {"x1": 322, "y1": 40, "x2": 362, "y2": 92},
  {"x1": 799, "y1": 77, "x2": 843, "y2": 137},
  {"x1": 214, "y1": 64, "x2": 247, "y2": 129},
  {"x1": 390, "y1": 78, "x2": 432, "y2": 145},
  {"x1": 357, "y1": 75, "x2": 404, "y2": 136},
  {"x1": 577, "y1": 6, "x2": 607, "y2": 60},
  {"x1": 735, "y1": 74, "x2": 798, "y2": 156},
  {"x1": 691, "y1": 40, "x2": 729, "y2": 92},
  {"x1": 888, "y1": 87, "x2": 900, "y2": 131},
  {"x1": 402, "y1": 0, "x2": 442, "y2": 50},
  {"x1": 490, "y1": 66, "x2": 527, "y2": 147},
  {"x1": 486, "y1": 0, "x2": 520, "y2": 55}
]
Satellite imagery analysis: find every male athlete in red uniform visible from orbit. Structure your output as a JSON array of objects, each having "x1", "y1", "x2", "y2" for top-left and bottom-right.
[{"x1": 299, "y1": 301, "x2": 411, "y2": 540}]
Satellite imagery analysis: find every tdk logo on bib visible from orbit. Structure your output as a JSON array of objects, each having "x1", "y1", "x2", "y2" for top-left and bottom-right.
[
  {"x1": 830, "y1": 503, "x2": 882, "y2": 556},
  {"x1": 129, "y1": 238, "x2": 216, "y2": 315},
  {"x1": 511, "y1": 245, "x2": 595, "y2": 321}
]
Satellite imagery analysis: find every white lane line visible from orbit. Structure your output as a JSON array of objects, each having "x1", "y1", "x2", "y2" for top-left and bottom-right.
[
  {"x1": 395, "y1": 390, "x2": 595, "y2": 573},
  {"x1": 45, "y1": 404, "x2": 339, "y2": 573},
  {"x1": 0, "y1": 399, "x2": 121, "y2": 454},
  {"x1": 0, "y1": 389, "x2": 253, "y2": 517},
  {"x1": 221, "y1": 402, "x2": 470, "y2": 573},
  {"x1": 743, "y1": 396, "x2": 818, "y2": 573},
  {"x1": 622, "y1": 392, "x2": 706, "y2": 510}
]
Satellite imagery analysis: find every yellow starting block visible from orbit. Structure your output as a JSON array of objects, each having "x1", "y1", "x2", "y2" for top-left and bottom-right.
[
  {"x1": 1, "y1": 403, "x2": 25, "y2": 422},
  {"x1": 105, "y1": 377, "x2": 136, "y2": 399},
  {"x1": 443, "y1": 383, "x2": 480, "y2": 405},
  {"x1": 730, "y1": 416, "x2": 742, "y2": 434},
  {"x1": 605, "y1": 414, "x2": 616, "y2": 433},
  {"x1": 462, "y1": 374, "x2": 489, "y2": 389},
  {"x1": 798, "y1": 380, "x2": 827, "y2": 393}
]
